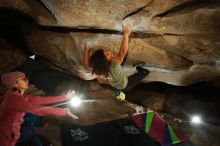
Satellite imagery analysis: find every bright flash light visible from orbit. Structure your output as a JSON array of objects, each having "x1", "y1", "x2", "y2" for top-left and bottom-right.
[
  {"x1": 191, "y1": 115, "x2": 201, "y2": 124},
  {"x1": 70, "y1": 96, "x2": 81, "y2": 107},
  {"x1": 29, "y1": 55, "x2": 36, "y2": 60}
]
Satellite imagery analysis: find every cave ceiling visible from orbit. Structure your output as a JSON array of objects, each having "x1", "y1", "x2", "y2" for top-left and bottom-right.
[{"x1": 0, "y1": 0, "x2": 220, "y2": 86}]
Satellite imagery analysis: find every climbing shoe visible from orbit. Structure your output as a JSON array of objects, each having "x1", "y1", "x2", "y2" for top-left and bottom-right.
[
  {"x1": 116, "y1": 91, "x2": 126, "y2": 101},
  {"x1": 113, "y1": 90, "x2": 126, "y2": 101}
]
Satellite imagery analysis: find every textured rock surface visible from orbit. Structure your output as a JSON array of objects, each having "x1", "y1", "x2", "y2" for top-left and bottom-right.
[
  {"x1": 0, "y1": 39, "x2": 26, "y2": 72},
  {"x1": 1, "y1": 0, "x2": 220, "y2": 86},
  {"x1": 1, "y1": 1, "x2": 220, "y2": 145}
]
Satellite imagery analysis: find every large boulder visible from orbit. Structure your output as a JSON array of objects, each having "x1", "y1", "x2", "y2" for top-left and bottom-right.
[{"x1": 1, "y1": 0, "x2": 220, "y2": 86}]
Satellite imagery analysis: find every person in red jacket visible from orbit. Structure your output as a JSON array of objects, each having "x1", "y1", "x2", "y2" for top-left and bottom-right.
[{"x1": 0, "y1": 71, "x2": 79, "y2": 146}]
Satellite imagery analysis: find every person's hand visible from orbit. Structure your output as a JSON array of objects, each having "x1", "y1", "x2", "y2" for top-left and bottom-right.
[
  {"x1": 65, "y1": 108, "x2": 79, "y2": 119},
  {"x1": 122, "y1": 18, "x2": 135, "y2": 36},
  {"x1": 66, "y1": 89, "x2": 76, "y2": 100}
]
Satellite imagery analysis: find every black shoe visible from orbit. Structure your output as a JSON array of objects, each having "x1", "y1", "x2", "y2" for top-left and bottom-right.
[
  {"x1": 132, "y1": 61, "x2": 145, "y2": 67},
  {"x1": 136, "y1": 66, "x2": 150, "y2": 75}
]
